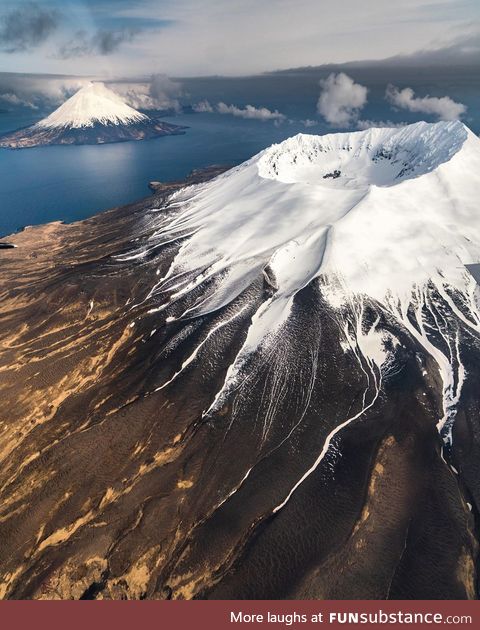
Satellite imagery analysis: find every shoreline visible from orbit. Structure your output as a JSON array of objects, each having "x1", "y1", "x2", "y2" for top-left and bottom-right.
[{"x1": 0, "y1": 165, "x2": 231, "y2": 243}]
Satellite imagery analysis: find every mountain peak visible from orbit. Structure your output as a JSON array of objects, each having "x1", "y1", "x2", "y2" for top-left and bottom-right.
[
  {"x1": 258, "y1": 120, "x2": 469, "y2": 188},
  {"x1": 135, "y1": 120, "x2": 480, "y2": 335},
  {"x1": 121, "y1": 120, "x2": 480, "y2": 449},
  {"x1": 35, "y1": 82, "x2": 149, "y2": 130}
]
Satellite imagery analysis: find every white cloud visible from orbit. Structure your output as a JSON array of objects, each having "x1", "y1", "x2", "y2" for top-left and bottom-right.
[
  {"x1": 317, "y1": 73, "x2": 368, "y2": 127},
  {"x1": 193, "y1": 100, "x2": 286, "y2": 122},
  {"x1": 114, "y1": 74, "x2": 182, "y2": 111},
  {"x1": 194, "y1": 105, "x2": 316, "y2": 127},
  {"x1": 0, "y1": 92, "x2": 38, "y2": 109},
  {"x1": 217, "y1": 102, "x2": 286, "y2": 122},
  {"x1": 356, "y1": 119, "x2": 407, "y2": 130},
  {"x1": 0, "y1": 74, "x2": 182, "y2": 113},
  {"x1": 0, "y1": 75, "x2": 89, "y2": 110},
  {"x1": 385, "y1": 85, "x2": 466, "y2": 121},
  {"x1": 193, "y1": 100, "x2": 214, "y2": 113},
  {"x1": 301, "y1": 119, "x2": 318, "y2": 127}
]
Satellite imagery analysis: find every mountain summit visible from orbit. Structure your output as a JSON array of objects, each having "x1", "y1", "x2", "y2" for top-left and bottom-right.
[
  {"x1": 0, "y1": 82, "x2": 185, "y2": 148},
  {"x1": 36, "y1": 82, "x2": 150, "y2": 129}
]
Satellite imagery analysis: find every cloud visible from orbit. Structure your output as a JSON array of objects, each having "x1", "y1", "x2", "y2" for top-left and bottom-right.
[
  {"x1": 192, "y1": 100, "x2": 286, "y2": 122},
  {"x1": 115, "y1": 75, "x2": 183, "y2": 111},
  {"x1": 194, "y1": 103, "x2": 316, "y2": 127},
  {"x1": 0, "y1": 74, "x2": 91, "y2": 111},
  {"x1": 385, "y1": 84, "x2": 467, "y2": 121},
  {"x1": 0, "y1": 2, "x2": 479, "y2": 76},
  {"x1": 301, "y1": 119, "x2": 319, "y2": 128},
  {"x1": 57, "y1": 28, "x2": 137, "y2": 59},
  {"x1": 193, "y1": 100, "x2": 214, "y2": 113},
  {"x1": 94, "y1": 29, "x2": 137, "y2": 55},
  {"x1": 378, "y1": 29, "x2": 480, "y2": 68},
  {"x1": 356, "y1": 119, "x2": 407, "y2": 130},
  {"x1": 56, "y1": 32, "x2": 90, "y2": 59},
  {"x1": 0, "y1": 2, "x2": 60, "y2": 53},
  {"x1": 0, "y1": 74, "x2": 182, "y2": 113},
  {"x1": 149, "y1": 74, "x2": 182, "y2": 110},
  {"x1": 317, "y1": 73, "x2": 368, "y2": 127},
  {"x1": 0, "y1": 92, "x2": 38, "y2": 109},
  {"x1": 217, "y1": 102, "x2": 286, "y2": 122}
]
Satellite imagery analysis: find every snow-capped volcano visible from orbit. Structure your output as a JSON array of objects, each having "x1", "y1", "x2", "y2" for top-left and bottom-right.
[
  {"x1": 0, "y1": 82, "x2": 185, "y2": 148},
  {"x1": 132, "y1": 121, "x2": 479, "y2": 315},
  {"x1": 147, "y1": 120, "x2": 477, "y2": 309},
  {"x1": 35, "y1": 82, "x2": 149, "y2": 129},
  {"x1": 122, "y1": 121, "x2": 480, "y2": 446},
  {"x1": 2, "y1": 122, "x2": 480, "y2": 599}
]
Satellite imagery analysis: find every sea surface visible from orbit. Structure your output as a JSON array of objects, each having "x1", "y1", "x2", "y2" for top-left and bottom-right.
[{"x1": 1, "y1": 67, "x2": 479, "y2": 237}]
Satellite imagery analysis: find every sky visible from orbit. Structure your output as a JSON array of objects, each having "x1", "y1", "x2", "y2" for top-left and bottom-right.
[{"x1": 0, "y1": 0, "x2": 478, "y2": 77}]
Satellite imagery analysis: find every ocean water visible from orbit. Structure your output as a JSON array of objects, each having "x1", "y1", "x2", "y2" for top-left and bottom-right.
[{"x1": 0, "y1": 67, "x2": 479, "y2": 237}]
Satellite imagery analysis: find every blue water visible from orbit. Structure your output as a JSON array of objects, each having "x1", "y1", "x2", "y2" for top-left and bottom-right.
[
  {"x1": 1, "y1": 68, "x2": 479, "y2": 237},
  {"x1": 0, "y1": 115, "x2": 301, "y2": 237}
]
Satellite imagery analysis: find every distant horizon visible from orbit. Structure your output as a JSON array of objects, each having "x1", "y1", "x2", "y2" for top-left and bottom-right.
[
  {"x1": 1, "y1": 51, "x2": 480, "y2": 82},
  {"x1": 0, "y1": 1, "x2": 478, "y2": 77}
]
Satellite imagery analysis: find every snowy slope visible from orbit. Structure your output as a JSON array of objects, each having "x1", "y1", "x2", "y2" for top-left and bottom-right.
[
  {"x1": 35, "y1": 82, "x2": 148, "y2": 129},
  {"x1": 122, "y1": 121, "x2": 480, "y2": 449},
  {"x1": 136, "y1": 121, "x2": 479, "y2": 313}
]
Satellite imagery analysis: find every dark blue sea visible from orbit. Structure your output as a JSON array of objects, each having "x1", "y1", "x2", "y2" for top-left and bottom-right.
[{"x1": 1, "y1": 67, "x2": 479, "y2": 237}]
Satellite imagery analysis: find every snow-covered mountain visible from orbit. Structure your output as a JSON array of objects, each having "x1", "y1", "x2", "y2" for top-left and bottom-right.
[
  {"x1": 0, "y1": 82, "x2": 185, "y2": 148},
  {"x1": 1, "y1": 121, "x2": 480, "y2": 599},
  {"x1": 125, "y1": 121, "x2": 480, "y2": 440},
  {"x1": 36, "y1": 82, "x2": 149, "y2": 129}
]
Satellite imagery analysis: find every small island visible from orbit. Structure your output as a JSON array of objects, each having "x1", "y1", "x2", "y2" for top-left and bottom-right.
[{"x1": 0, "y1": 82, "x2": 186, "y2": 149}]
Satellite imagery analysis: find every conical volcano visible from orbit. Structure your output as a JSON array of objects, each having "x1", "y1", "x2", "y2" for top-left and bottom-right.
[{"x1": 0, "y1": 82, "x2": 186, "y2": 148}]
